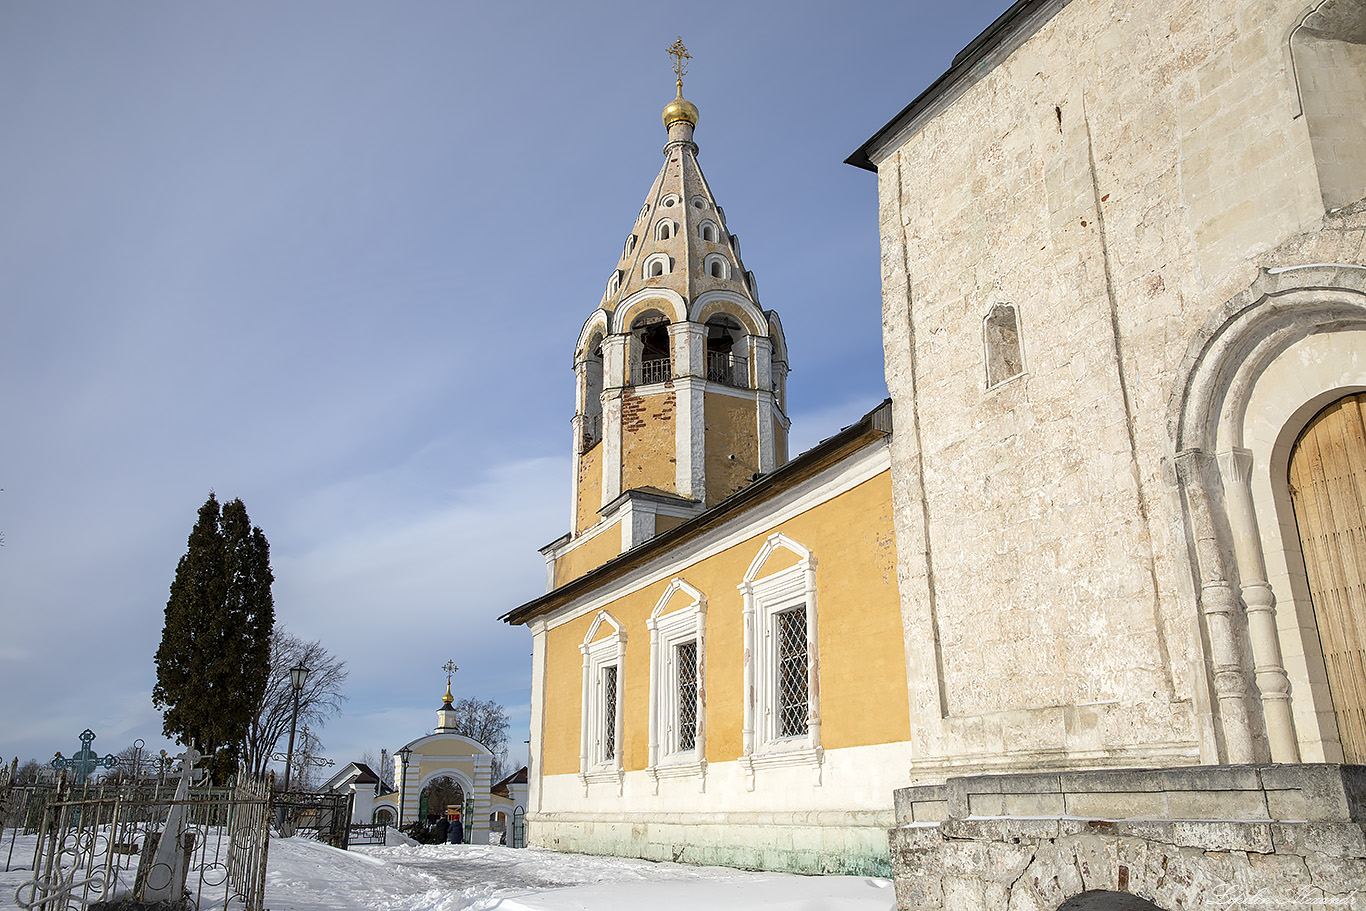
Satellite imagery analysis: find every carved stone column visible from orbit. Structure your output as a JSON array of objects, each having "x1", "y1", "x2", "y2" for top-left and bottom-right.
[
  {"x1": 1219, "y1": 447, "x2": 1300, "y2": 762},
  {"x1": 1176, "y1": 448, "x2": 1257, "y2": 763}
]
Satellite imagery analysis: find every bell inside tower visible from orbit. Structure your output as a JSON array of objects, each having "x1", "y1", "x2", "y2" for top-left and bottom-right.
[{"x1": 631, "y1": 313, "x2": 672, "y2": 386}]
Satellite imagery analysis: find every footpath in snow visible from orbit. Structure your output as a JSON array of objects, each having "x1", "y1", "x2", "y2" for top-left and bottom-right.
[{"x1": 266, "y1": 837, "x2": 895, "y2": 911}]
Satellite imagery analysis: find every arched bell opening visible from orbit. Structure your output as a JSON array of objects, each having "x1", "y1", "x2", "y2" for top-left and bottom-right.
[
  {"x1": 580, "y1": 332, "x2": 605, "y2": 451},
  {"x1": 705, "y1": 315, "x2": 749, "y2": 388},
  {"x1": 630, "y1": 311, "x2": 673, "y2": 386}
]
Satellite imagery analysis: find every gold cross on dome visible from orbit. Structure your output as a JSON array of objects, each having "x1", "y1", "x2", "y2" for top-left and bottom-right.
[
  {"x1": 442, "y1": 659, "x2": 458, "y2": 684},
  {"x1": 667, "y1": 37, "x2": 691, "y2": 85}
]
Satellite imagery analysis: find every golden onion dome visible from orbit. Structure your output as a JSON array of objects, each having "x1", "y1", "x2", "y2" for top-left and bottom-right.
[{"x1": 662, "y1": 83, "x2": 699, "y2": 128}]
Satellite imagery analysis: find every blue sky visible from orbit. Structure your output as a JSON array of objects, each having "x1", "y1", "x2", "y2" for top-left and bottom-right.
[{"x1": 0, "y1": 0, "x2": 1007, "y2": 774}]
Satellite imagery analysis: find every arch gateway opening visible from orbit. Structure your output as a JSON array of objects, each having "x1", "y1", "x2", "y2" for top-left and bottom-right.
[
  {"x1": 1288, "y1": 391, "x2": 1366, "y2": 763},
  {"x1": 418, "y1": 775, "x2": 465, "y2": 821}
]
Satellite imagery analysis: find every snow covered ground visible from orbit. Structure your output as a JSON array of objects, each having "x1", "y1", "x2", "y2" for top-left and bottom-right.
[{"x1": 1, "y1": 835, "x2": 896, "y2": 911}]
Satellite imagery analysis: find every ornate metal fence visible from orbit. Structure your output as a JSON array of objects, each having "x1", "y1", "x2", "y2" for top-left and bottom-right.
[
  {"x1": 2, "y1": 783, "x2": 57, "y2": 872},
  {"x1": 268, "y1": 791, "x2": 351, "y2": 848},
  {"x1": 12, "y1": 769, "x2": 272, "y2": 911},
  {"x1": 345, "y1": 823, "x2": 387, "y2": 846}
]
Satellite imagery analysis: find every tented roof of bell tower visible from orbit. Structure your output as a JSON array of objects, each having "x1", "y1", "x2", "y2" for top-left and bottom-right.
[{"x1": 594, "y1": 95, "x2": 761, "y2": 321}]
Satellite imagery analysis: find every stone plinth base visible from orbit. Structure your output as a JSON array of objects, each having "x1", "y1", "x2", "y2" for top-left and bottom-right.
[
  {"x1": 889, "y1": 765, "x2": 1366, "y2": 909},
  {"x1": 531, "y1": 809, "x2": 893, "y2": 876}
]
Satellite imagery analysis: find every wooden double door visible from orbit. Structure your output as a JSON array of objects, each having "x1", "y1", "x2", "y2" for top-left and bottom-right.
[{"x1": 1289, "y1": 391, "x2": 1366, "y2": 763}]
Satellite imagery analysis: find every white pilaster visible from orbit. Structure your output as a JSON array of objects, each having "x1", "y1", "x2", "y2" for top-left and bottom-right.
[
  {"x1": 529, "y1": 622, "x2": 547, "y2": 814},
  {"x1": 600, "y1": 335, "x2": 629, "y2": 507}
]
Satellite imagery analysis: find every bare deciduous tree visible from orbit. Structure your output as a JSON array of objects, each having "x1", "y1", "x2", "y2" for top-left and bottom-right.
[
  {"x1": 446, "y1": 698, "x2": 510, "y2": 780},
  {"x1": 243, "y1": 630, "x2": 347, "y2": 779}
]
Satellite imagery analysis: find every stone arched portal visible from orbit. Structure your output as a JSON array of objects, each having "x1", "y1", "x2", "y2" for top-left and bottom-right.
[
  {"x1": 1168, "y1": 263, "x2": 1366, "y2": 765},
  {"x1": 1287, "y1": 391, "x2": 1366, "y2": 762}
]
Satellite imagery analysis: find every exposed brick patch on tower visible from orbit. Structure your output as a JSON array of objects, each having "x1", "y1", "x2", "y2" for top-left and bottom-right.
[{"x1": 622, "y1": 386, "x2": 676, "y2": 434}]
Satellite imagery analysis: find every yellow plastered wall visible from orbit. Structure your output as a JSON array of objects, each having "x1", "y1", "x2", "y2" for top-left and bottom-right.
[
  {"x1": 554, "y1": 528, "x2": 622, "y2": 588},
  {"x1": 540, "y1": 469, "x2": 907, "y2": 776},
  {"x1": 575, "y1": 443, "x2": 603, "y2": 534},
  {"x1": 772, "y1": 417, "x2": 788, "y2": 465},
  {"x1": 621, "y1": 388, "x2": 677, "y2": 493},
  {"x1": 418, "y1": 739, "x2": 483, "y2": 758},
  {"x1": 705, "y1": 392, "x2": 758, "y2": 502}
]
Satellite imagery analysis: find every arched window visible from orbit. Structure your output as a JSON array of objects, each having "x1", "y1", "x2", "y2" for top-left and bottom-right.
[
  {"x1": 647, "y1": 579, "x2": 707, "y2": 776},
  {"x1": 642, "y1": 253, "x2": 672, "y2": 279},
  {"x1": 624, "y1": 234, "x2": 637, "y2": 256},
  {"x1": 690, "y1": 195, "x2": 708, "y2": 210},
  {"x1": 699, "y1": 221, "x2": 720, "y2": 243},
  {"x1": 1291, "y1": 3, "x2": 1366, "y2": 210},
  {"x1": 661, "y1": 194, "x2": 680, "y2": 208},
  {"x1": 630, "y1": 311, "x2": 672, "y2": 385},
  {"x1": 984, "y1": 302, "x2": 1025, "y2": 388},
  {"x1": 638, "y1": 203, "x2": 650, "y2": 222},
  {"x1": 655, "y1": 219, "x2": 676, "y2": 241},
  {"x1": 606, "y1": 270, "x2": 621, "y2": 299},
  {"x1": 704, "y1": 253, "x2": 729, "y2": 279},
  {"x1": 738, "y1": 534, "x2": 821, "y2": 775},
  {"x1": 580, "y1": 611, "x2": 626, "y2": 780},
  {"x1": 705, "y1": 314, "x2": 748, "y2": 388}
]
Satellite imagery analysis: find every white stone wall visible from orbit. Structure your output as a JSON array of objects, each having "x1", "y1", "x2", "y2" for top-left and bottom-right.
[
  {"x1": 872, "y1": 0, "x2": 1366, "y2": 775},
  {"x1": 529, "y1": 740, "x2": 914, "y2": 875}
]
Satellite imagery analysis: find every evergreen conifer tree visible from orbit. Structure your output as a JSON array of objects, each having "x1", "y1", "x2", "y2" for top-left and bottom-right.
[{"x1": 153, "y1": 493, "x2": 275, "y2": 780}]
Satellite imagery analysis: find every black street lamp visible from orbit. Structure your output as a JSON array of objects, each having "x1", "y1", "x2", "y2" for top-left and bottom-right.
[
  {"x1": 283, "y1": 662, "x2": 309, "y2": 791},
  {"x1": 396, "y1": 746, "x2": 412, "y2": 826}
]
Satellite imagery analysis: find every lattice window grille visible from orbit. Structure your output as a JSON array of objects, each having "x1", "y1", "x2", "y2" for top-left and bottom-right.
[
  {"x1": 776, "y1": 608, "x2": 808, "y2": 738},
  {"x1": 602, "y1": 665, "x2": 618, "y2": 761},
  {"x1": 675, "y1": 640, "x2": 698, "y2": 751}
]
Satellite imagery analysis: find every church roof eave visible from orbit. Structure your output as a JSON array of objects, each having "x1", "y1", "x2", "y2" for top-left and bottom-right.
[
  {"x1": 500, "y1": 399, "x2": 893, "y2": 627},
  {"x1": 846, "y1": 0, "x2": 1064, "y2": 171}
]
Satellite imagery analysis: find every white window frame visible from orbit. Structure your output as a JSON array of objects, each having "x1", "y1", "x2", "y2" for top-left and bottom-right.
[
  {"x1": 703, "y1": 253, "x2": 730, "y2": 279},
  {"x1": 737, "y1": 533, "x2": 822, "y2": 790},
  {"x1": 698, "y1": 219, "x2": 721, "y2": 242},
  {"x1": 579, "y1": 610, "x2": 626, "y2": 793},
  {"x1": 646, "y1": 579, "x2": 706, "y2": 791},
  {"x1": 642, "y1": 253, "x2": 672, "y2": 279}
]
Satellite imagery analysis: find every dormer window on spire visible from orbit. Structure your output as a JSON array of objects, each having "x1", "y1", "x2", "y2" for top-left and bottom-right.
[
  {"x1": 643, "y1": 253, "x2": 672, "y2": 278},
  {"x1": 704, "y1": 253, "x2": 730, "y2": 279}
]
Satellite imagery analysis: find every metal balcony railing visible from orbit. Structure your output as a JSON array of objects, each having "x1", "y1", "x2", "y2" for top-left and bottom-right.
[
  {"x1": 634, "y1": 357, "x2": 672, "y2": 386},
  {"x1": 707, "y1": 351, "x2": 749, "y2": 388}
]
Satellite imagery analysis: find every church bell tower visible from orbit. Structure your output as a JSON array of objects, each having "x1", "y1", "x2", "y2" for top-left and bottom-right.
[{"x1": 544, "y1": 41, "x2": 790, "y2": 588}]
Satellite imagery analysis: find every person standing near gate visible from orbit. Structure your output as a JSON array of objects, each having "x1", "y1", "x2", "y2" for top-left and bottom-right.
[
  {"x1": 433, "y1": 814, "x2": 448, "y2": 844},
  {"x1": 450, "y1": 811, "x2": 463, "y2": 844}
]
